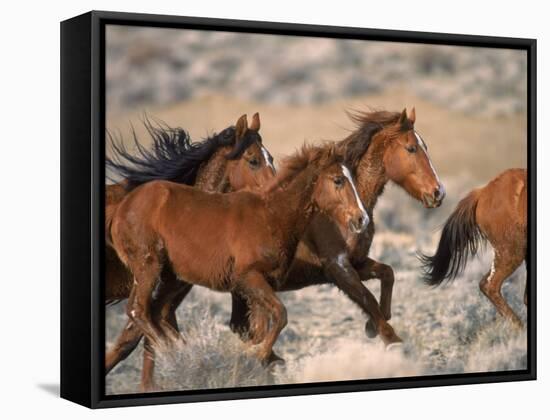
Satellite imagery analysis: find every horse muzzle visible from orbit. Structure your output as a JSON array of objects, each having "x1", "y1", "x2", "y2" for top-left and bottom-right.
[
  {"x1": 348, "y1": 213, "x2": 369, "y2": 234},
  {"x1": 422, "y1": 183, "x2": 446, "y2": 208}
]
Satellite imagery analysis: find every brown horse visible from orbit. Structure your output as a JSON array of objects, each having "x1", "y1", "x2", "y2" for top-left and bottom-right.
[
  {"x1": 109, "y1": 144, "x2": 368, "y2": 368},
  {"x1": 105, "y1": 113, "x2": 275, "y2": 389},
  {"x1": 420, "y1": 168, "x2": 527, "y2": 327},
  {"x1": 229, "y1": 108, "x2": 445, "y2": 346}
]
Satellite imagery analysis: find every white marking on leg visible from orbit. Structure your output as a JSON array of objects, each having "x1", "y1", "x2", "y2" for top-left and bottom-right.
[{"x1": 341, "y1": 165, "x2": 369, "y2": 229}]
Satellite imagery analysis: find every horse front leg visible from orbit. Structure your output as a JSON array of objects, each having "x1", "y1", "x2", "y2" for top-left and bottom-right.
[
  {"x1": 324, "y1": 256, "x2": 402, "y2": 347},
  {"x1": 355, "y1": 259, "x2": 395, "y2": 338}
]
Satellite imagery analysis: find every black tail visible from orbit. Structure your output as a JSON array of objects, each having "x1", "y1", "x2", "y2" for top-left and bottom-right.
[{"x1": 420, "y1": 190, "x2": 485, "y2": 286}]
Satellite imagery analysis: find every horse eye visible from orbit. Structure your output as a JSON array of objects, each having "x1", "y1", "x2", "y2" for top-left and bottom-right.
[
  {"x1": 334, "y1": 176, "x2": 345, "y2": 187},
  {"x1": 406, "y1": 145, "x2": 417, "y2": 153},
  {"x1": 248, "y1": 158, "x2": 260, "y2": 168}
]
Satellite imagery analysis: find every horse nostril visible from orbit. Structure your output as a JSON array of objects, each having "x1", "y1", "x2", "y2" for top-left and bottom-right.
[
  {"x1": 434, "y1": 184, "x2": 446, "y2": 202},
  {"x1": 357, "y1": 216, "x2": 364, "y2": 226}
]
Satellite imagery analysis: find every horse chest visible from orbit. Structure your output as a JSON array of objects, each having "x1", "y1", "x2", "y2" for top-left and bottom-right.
[{"x1": 349, "y1": 222, "x2": 375, "y2": 265}]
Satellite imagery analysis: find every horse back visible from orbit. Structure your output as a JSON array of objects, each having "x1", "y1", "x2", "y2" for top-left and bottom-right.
[{"x1": 476, "y1": 168, "x2": 527, "y2": 244}]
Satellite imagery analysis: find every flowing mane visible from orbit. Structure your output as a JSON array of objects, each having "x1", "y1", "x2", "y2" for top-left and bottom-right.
[
  {"x1": 106, "y1": 117, "x2": 238, "y2": 191},
  {"x1": 339, "y1": 109, "x2": 412, "y2": 168},
  {"x1": 264, "y1": 143, "x2": 341, "y2": 192}
]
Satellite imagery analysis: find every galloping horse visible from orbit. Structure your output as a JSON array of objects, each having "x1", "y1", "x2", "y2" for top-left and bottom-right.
[
  {"x1": 421, "y1": 168, "x2": 527, "y2": 327},
  {"x1": 229, "y1": 108, "x2": 445, "y2": 346},
  {"x1": 105, "y1": 113, "x2": 275, "y2": 301},
  {"x1": 105, "y1": 113, "x2": 275, "y2": 390},
  {"x1": 109, "y1": 144, "x2": 368, "y2": 367}
]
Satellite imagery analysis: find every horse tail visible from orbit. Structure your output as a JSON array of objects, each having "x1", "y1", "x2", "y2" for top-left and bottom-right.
[{"x1": 420, "y1": 189, "x2": 485, "y2": 286}]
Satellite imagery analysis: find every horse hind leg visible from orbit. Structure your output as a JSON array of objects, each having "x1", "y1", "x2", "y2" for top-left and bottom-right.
[
  {"x1": 105, "y1": 286, "x2": 142, "y2": 375},
  {"x1": 479, "y1": 249, "x2": 524, "y2": 327},
  {"x1": 126, "y1": 253, "x2": 169, "y2": 349},
  {"x1": 239, "y1": 271, "x2": 287, "y2": 365},
  {"x1": 105, "y1": 319, "x2": 143, "y2": 375},
  {"x1": 139, "y1": 277, "x2": 193, "y2": 392},
  {"x1": 151, "y1": 268, "x2": 192, "y2": 344},
  {"x1": 140, "y1": 338, "x2": 156, "y2": 392},
  {"x1": 229, "y1": 292, "x2": 251, "y2": 340}
]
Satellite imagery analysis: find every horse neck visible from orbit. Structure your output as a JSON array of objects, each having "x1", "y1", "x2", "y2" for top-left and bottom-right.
[
  {"x1": 265, "y1": 168, "x2": 318, "y2": 244},
  {"x1": 353, "y1": 135, "x2": 389, "y2": 212},
  {"x1": 193, "y1": 146, "x2": 232, "y2": 193}
]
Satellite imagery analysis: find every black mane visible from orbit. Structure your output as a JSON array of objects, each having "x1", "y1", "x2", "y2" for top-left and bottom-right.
[{"x1": 106, "y1": 117, "x2": 238, "y2": 191}]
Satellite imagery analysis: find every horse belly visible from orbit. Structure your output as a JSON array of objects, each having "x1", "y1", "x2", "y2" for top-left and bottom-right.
[{"x1": 161, "y1": 220, "x2": 236, "y2": 291}]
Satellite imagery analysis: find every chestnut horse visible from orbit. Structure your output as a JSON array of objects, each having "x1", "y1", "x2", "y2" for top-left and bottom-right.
[
  {"x1": 229, "y1": 108, "x2": 445, "y2": 346},
  {"x1": 105, "y1": 113, "x2": 275, "y2": 389},
  {"x1": 421, "y1": 168, "x2": 527, "y2": 327},
  {"x1": 109, "y1": 144, "x2": 368, "y2": 368}
]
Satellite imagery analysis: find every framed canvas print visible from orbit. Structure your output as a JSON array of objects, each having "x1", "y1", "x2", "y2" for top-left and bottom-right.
[{"x1": 60, "y1": 10, "x2": 536, "y2": 408}]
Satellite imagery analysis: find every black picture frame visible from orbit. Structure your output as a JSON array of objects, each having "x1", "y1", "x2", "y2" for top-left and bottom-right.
[{"x1": 60, "y1": 10, "x2": 537, "y2": 409}]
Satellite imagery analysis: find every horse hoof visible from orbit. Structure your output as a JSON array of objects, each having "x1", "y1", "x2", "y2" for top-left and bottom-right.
[
  {"x1": 263, "y1": 352, "x2": 285, "y2": 367},
  {"x1": 365, "y1": 319, "x2": 378, "y2": 338}
]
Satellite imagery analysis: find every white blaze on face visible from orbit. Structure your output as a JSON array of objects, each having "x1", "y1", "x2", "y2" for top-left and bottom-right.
[
  {"x1": 261, "y1": 145, "x2": 276, "y2": 172},
  {"x1": 414, "y1": 131, "x2": 441, "y2": 184},
  {"x1": 341, "y1": 164, "x2": 369, "y2": 226}
]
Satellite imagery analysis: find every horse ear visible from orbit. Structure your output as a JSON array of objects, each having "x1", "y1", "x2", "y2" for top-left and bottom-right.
[
  {"x1": 249, "y1": 112, "x2": 261, "y2": 131},
  {"x1": 398, "y1": 108, "x2": 408, "y2": 125},
  {"x1": 235, "y1": 114, "x2": 248, "y2": 140},
  {"x1": 408, "y1": 107, "x2": 416, "y2": 124}
]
